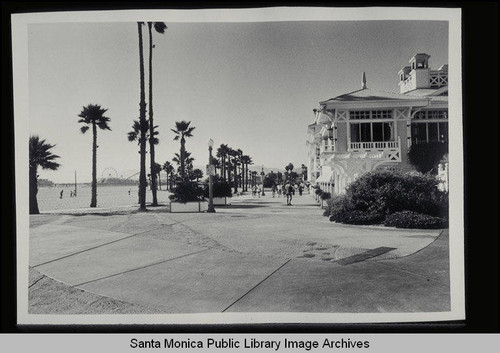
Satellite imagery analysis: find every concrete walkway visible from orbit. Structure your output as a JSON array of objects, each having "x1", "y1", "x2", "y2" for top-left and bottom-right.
[{"x1": 29, "y1": 192, "x2": 449, "y2": 314}]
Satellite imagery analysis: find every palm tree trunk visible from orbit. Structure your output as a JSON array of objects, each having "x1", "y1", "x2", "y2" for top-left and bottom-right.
[
  {"x1": 90, "y1": 122, "x2": 97, "y2": 207},
  {"x1": 227, "y1": 159, "x2": 231, "y2": 186},
  {"x1": 233, "y1": 162, "x2": 238, "y2": 193},
  {"x1": 138, "y1": 22, "x2": 147, "y2": 210},
  {"x1": 180, "y1": 137, "x2": 185, "y2": 180},
  {"x1": 148, "y1": 22, "x2": 158, "y2": 206},
  {"x1": 29, "y1": 165, "x2": 39, "y2": 214}
]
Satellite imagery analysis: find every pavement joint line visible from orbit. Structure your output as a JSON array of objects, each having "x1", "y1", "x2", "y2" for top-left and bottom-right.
[
  {"x1": 32, "y1": 225, "x2": 167, "y2": 268},
  {"x1": 221, "y1": 258, "x2": 292, "y2": 313},
  {"x1": 370, "y1": 261, "x2": 450, "y2": 287},
  {"x1": 28, "y1": 276, "x2": 45, "y2": 289},
  {"x1": 72, "y1": 248, "x2": 211, "y2": 287}
]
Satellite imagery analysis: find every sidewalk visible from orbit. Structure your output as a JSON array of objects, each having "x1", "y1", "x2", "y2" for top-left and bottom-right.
[{"x1": 28, "y1": 192, "x2": 450, "y2": 315}]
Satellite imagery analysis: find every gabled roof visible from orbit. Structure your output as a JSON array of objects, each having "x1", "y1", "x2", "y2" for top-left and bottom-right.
[{"x1": 319, "y1": 88, "x2": 426, "y2": 104}]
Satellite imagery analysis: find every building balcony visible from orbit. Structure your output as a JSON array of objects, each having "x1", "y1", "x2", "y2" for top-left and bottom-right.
[
  {"x1": 349, "y1": 138, "x2": 399, "y2": 151},
  {"x1": 320, "y1": 144, "x2": 335, "y2": 155}
]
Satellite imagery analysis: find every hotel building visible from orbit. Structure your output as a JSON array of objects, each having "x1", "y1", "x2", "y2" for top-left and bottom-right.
[{"x1": 307, "y1": 53, "x2": 449, "y2": 195}]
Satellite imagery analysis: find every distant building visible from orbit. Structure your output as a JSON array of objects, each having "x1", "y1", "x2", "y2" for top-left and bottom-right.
[{"x1": 307, "y1": 53, "x2": 449, "y2": 195}]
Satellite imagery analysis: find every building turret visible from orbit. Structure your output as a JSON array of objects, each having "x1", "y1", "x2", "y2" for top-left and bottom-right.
[{"x1": 399, "y1": 53, "x2": 435, "y2": 93}]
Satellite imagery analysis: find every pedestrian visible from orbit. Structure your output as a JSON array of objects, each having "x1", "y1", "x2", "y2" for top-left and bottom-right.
[
  {"x1": 286, "y1": 183, "x2": 294, "y2": 205},
  {"x1": 60, "y1": 190, "x2": 64, "y2": 199},
  {"x1": 299, "y1": 184, "x2": 303, "y2": 196},
  {"x1": 128, "y1": 189, "x2": 131, "y2": 195},
  {"x1": 272, "y1": 184, "x2": 276, "y2": 198}
]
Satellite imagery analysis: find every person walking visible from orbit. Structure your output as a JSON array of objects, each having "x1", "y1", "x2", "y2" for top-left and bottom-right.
[{"x1": 286, "y1": 182, "x2": 294, "y2": 205}]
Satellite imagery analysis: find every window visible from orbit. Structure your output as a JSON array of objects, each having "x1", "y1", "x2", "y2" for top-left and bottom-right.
[
  {"x1": 411, "y1": 122, "x2": 448, "y2": 144},
  {"x1": 411, "y1": 110, "x2": 448, "y2": 144},
  {"x1": 350, "y1": 110, "x2": 393, "y2": 120},
  {"x1": 351, "y1": 122, "x2": 394, "y2": 142}
]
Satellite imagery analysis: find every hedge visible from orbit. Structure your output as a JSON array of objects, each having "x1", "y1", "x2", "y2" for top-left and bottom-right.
[{"x1": 383, "y1": 210, "x2": 448, "y2": 229}]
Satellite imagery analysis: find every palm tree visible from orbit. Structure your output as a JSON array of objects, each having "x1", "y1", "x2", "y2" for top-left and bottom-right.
[
  {"x1": 240, "y1": 155, "x2": 252, "y2": 191},
  {"x1": 162, "y1": 161, "x2": 175, "y2": 190},
  {"x1": 191, "y1": 168, "x2": 203, "y2": 182},
  {"x1": 172, "y1": 151, "x2": 194, "y2": 176},
  {"x1": 216, "y1": 144, "x2": 229, "y2": 181},
  {"x1": 171, "y1": 121, "x2": 195, "y2": 180},
  {"x1": 147, "y1": 22, "x2": 167, "y2": 206},
  {"x1": 229, "y1": 149, "x2": 241, "y2": 193},
  {"x1": 29, "y1": 135, "x2": 60, "y2": 214},
  {"x1": 137, "y1": 22, "x2": 148, "y2": 210},
  {"x1": 127, "y1": 119, "x2": 159, "y2": 146},
  {"x1": 77, "y1": 104, "x2": 111, "y2": 207},
  {"x1": 211, "y1": 157, "x2": 220, "y2": 176}
]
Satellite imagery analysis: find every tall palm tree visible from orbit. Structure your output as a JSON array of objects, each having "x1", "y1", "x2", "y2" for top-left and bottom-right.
[
  {"x1": 127, "y1": 119, "x2": 159, "y2": 146},
  {"x1": 162, "y1": 161, "x2": 175, "y2": 190},
  {"x1": 216, "y1": 144, "x2": 229, "y2": 181},
  {"x1": 229, "y1": 149, "x2": 241, "y2": 193},
  {"x1": 77, "y1": 104, "x2": 111, "y2": 207},
  {"x1": 29, "y1": 135, "x2": 60, "y2": 214},
  {"x1": 226, "y1": 147, "x2": 234, "y2": 187},
  {"x1": 128, "y1": 119, "x2": 158, "y2": 203},
  {"x1": 240, "y1": 154, "x2": 252, "y2": 192},
  {"x1": 171, "y1": 121, "x2": 195, "y2": 180},
  {"x1": 137, "y1": 22, "x2": 148, "y2": 210},
  {"x1": 211, "y1": 157, "x2": 220, "y2": 177},
  {"x1": 147, "y1": 22, "x2": 167, "y2": 206}
]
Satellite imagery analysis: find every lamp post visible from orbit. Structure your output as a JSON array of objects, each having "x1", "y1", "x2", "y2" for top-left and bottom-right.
[
  {"x1": 261, "y1": 165, "x2": 265, "y2": 196},
  {"x1": 207, "y1": 139, "x2": 216, "y2": 213}
]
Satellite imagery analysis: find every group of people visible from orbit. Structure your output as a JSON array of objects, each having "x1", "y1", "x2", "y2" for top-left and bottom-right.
[
  {"x1": 60, "y1": 190, "x2": 77, "y2": 198},
  {"x1": 269, "y1": 182, "x2": 307, "y2": 205}
]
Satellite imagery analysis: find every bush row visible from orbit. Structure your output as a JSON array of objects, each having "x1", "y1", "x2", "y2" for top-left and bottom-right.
[{"x1": 323, "y1": 170, "x2": 449, "y2": 229}]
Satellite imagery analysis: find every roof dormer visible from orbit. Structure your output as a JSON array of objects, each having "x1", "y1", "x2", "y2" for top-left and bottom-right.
[{"x1": 409, "y1": 53, "x2": 431, "y2": 70}]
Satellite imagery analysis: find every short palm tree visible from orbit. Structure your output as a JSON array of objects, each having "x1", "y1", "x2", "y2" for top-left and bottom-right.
[
  {"x1": 147, "y1": 21, "x2": 167, "y2": 206},
  {"x1": 171, "y1": 121, "x2": 195, "y2": 180},
  {"x1": 29, "y1": 135, "x2": 61, "y2": 214},
  {"x1": 77, "y1": 104, "x2": 111, "y2": 207},
  {"x1": 190, "y1": 168, "x2": 203, "y2": 182}
]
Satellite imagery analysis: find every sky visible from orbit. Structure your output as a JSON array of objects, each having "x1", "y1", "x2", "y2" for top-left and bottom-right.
[{"x1": 28, "y1": 18, "x2": 448, "y2": 183}]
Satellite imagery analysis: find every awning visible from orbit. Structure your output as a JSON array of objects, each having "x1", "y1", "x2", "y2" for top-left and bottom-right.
[{"x1": 315, "y1": 170, "x2": 334, "y2": 183}]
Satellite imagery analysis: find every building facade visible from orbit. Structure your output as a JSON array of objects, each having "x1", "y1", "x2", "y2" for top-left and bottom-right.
[{"x1": 307, "y1": 53, "x2": 449, "y2": 195}]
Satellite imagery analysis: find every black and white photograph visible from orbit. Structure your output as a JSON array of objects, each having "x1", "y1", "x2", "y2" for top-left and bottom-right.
[{"x1": 11, "y1": 7, "x2": 464, "y2": 326}]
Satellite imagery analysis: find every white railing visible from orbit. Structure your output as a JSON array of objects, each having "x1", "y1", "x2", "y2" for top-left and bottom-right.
[{"x1": 349, "y1": 139, "x2": 399, "y2": 151}]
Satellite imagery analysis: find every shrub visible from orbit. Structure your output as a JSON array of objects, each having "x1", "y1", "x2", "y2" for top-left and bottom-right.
[
  {"x1": 323, "y1": 194, "x2": 355, "y2": 217},
  {"x1": 330, "y1": 210, "x2": 385, "y2": 225},
  {"x1": 169, "y1": 180, "x2": 204, "y2": 203},
  {"x1": 384, "y1": 210, "x2": 448, "y2": 229},
  {"x1": 203, "y1": 179, "x2": 232, "y2": 198},
  {"x1": 346, "y1": 170, "x2": 448, "y2": 218}
]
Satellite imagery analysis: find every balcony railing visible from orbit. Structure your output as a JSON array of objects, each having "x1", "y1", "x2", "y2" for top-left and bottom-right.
[{"x1": 349, "y1": 138, "x2": 399, "y2": 151}]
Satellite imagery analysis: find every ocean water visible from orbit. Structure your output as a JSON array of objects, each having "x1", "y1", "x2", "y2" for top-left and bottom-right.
[{"x1": 36, "y1": 184, "x2": 172, "y2": 212}]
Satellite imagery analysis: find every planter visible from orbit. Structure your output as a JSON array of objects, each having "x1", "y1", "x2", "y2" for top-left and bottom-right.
[
  {"x1": 170, "y1": 200, "x2": 208, "y2": 213},
  {"x1": 212, "y1": 196, "x2": 232, "y2": 206}
]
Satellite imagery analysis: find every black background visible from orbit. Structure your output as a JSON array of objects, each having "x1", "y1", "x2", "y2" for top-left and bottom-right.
[{"x1": 2, "y1": 1, "x2": 498, "y2": 334}]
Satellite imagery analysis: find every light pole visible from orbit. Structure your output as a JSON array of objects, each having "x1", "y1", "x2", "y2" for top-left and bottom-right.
[
  {"x1": 207, "y1": 138, "x2": 216, "y2": 213},
  {"x1": 261, "y1": 165, "x2": 265, "y2": 196}
]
